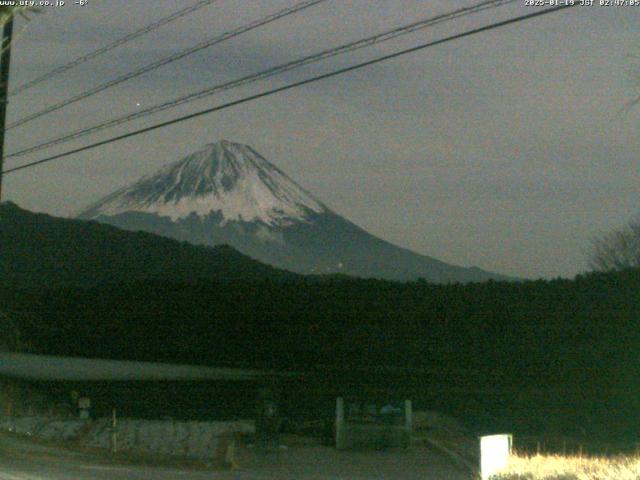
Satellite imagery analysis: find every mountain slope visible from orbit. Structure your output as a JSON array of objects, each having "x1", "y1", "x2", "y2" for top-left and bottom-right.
[
  {"x1": 0, "y1": 202, "x2": 296, "y2": 287},
  {"x1": 78, "y1": 140, "x2": 511, "y2": 283}
]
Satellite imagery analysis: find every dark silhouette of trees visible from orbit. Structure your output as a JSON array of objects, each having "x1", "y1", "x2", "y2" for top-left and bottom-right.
[
  {"x1": 589, "y1": 216, "x2": 640, "y2": 271},
  {"x1": 0, "y1": 310, "x2": 27, "y2": 351}
]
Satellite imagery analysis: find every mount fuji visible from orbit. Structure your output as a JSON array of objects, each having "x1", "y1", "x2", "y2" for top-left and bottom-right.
[{"x1": 78, "y1": 140, "x2": 508, "y2": 283}]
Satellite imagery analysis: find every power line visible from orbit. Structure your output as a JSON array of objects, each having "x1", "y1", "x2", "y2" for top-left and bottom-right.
[
  {"x1": 2, "y1": 5, "x2": 577, "y2": 176},
  {"x1": 5, "y1": 0, "x2": 329, "y2": 130},
  {"x1": 6, "y1": 0, "x2": 517, "y2": 160},
  {"x1": 9, "y1": 0, "x2": 218, "y2": 97}
]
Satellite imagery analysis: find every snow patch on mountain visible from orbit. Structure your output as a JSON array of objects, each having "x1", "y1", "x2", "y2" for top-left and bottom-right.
[{"x1": 81, "y1": 140, "x2": 326, "y2": 227}]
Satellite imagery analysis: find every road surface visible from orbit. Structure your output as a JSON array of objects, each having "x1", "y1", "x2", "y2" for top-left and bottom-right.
[{"x1": 0, "y1": 432, "x2": 472, "y2": 479}]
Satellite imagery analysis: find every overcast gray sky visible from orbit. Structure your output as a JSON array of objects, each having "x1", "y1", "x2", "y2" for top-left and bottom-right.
[{"x1": 2, "y1": 0, "x2": 638, "y2": 280}]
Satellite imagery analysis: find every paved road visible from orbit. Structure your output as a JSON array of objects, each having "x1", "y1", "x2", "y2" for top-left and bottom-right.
[{"x1": 0, "y1": 433, "x2": 472, "y2": 479}]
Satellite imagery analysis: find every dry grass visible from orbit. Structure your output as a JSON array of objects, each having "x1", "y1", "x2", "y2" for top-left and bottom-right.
[{"x1": 493, "y1": 452, "x2": 640, "y2": 480}]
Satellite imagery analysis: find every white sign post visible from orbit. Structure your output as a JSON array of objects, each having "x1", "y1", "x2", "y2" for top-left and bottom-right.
[{"x1": 479, "y1": 434, "x2": 512, "y2": 480}]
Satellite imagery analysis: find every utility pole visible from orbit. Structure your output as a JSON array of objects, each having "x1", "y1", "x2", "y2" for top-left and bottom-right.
[{"x1": 0, "y1": 16, "x2": 13, "y2": 202}]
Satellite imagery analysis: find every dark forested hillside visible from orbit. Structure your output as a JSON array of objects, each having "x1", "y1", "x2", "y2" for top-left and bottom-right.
[
  {"x1": 0, "y1": 202, "x2": 297, "y2": 286},
  {"x1": 2, "y1": 269, "x2": 640, "y2": 442},
  {"x1": 5, "y1": 270, "x2": 638, "y2": 373},
  {"x1": 3, "y1": 202, "x2": 640, "y2": 443}
]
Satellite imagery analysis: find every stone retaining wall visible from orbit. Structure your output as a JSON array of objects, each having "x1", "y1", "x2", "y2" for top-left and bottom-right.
[{"x1": 0, "y1": 415, "x2": 254, "y2": 459}]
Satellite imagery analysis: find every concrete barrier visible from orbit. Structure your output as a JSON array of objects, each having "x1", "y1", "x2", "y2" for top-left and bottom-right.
[{"x1": 335, "y1": 398, "x2": 412, "y2": 450}]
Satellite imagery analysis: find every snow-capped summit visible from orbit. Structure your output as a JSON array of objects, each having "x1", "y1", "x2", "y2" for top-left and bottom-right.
[
  {"x1": 79, "y1": 141, "x2": 511, "y2": 283},
  {"x1": 80, "y1": 140, "x2": 326, "y2": 227}
]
